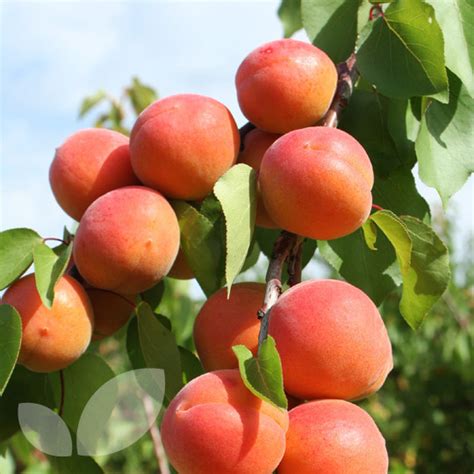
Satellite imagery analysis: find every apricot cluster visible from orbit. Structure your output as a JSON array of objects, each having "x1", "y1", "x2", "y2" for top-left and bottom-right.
[{"x1": 161, "y1": 39, "x2": 390, "y2": 474}]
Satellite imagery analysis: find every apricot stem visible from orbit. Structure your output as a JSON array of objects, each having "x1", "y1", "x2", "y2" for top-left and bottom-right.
[{"x1": 257, "y1": 53, "x2": 359, "y2": 352}]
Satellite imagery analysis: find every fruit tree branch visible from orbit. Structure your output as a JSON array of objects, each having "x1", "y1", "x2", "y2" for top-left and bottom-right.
[{"x1": 256, "y1": 53, "x2": 359, "y2": 352}]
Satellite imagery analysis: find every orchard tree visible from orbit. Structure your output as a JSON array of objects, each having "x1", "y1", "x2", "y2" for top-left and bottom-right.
[{"x1": 0, "y1": 1, "x2": 472, "y2": 473}]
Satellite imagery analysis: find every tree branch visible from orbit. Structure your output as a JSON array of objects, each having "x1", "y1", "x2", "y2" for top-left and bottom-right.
[{"x1": 256, "y1": 53, "x2": 359, "y2": 351}]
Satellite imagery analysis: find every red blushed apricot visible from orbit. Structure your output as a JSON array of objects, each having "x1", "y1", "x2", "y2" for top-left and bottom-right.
[
  {"x1": 259, "y1": 127, "x2": 374, "y2": 240},
  {"x1": 168, "y1": 248, "x2": 194, "y2": 280},
  {"x1": 49, "y1": 128, "x2": 138, "y2": 221},
  {"x1": 268, "y1": 280, "x2": 393, "y2": 401},
  {"x1": 130, "y1": 94, "x2": 240, "y2": 200},
  {"x1": 236, "y1": 39, "x2": 337, "y2": 133},
  {"x1": 86, "y1": 289, "x2": 135, "y2": 341},
  {"x1": 193, "y1": 283, "x2": 265, "y2": 371},
  {"x1": 2, "y1": 274, "x2": 93, "y2": 373},
  {"x1": 278, "y1": 400, "x2": 388, "y2": 474},
  {"x1": 161, "y1": 370, "x2": 288, "y2": 474},
  {"x1": 238, "y1": 129, "x2": 280, "y2": 228},
  {"x1": 73, "y1": 186, "x2": 180, "y2": 295}
]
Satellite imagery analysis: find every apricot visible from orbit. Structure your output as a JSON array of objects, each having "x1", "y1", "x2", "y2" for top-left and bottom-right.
[
  {"x1": 49, "y1": 128, "x2": 138, "y2": 221},
  {"x1": 2, "y1": 274, "x2": 93, "y2": 373},
  {"x1": 86, "y1": 288, "x2": 135, "y2": 341},
  {"x1": 238, "y1": 129, "x2": 279, "y2": 228},
  {"x1": 161, "y1": 369, "x2": 288, "y2": 474},
  {"x1": 268, "y1": 279, "x2": 392, "y2": 400},
  {"x1": 259, "y1": 127, "x2": 374, "y2": 240},
  {"x1": 130, "y1": 94, "x2": 240, "y2": 200},
  {"x1": 168, "y1": 248, "x2": 194, "y2": 280},
  {"x1": 73, "y1": 186, "x2": 180, "y2": 294},
  {"x1": 236, "y1": 39, "x2": 337, "y2": 133},
  {"x1": 278, "y1": 400, "x2": 388, "y2": 473},
  {"x1": 193, "y1": 283, "x2": 265, "y2": 371}
]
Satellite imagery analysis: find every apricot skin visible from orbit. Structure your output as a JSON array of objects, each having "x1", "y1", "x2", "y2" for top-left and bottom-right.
[
  {"x1": 86, "y1": 289, "x2": 135, "y2": 341},
  {"x1": 268, "y1": 279, "x2": 393, "y2": 401},
  {"x1": 193, "y1": 283, "x2": 265, "y2": 371},
  {"x1": 259, "y1": 127, "x2": 374, "y2": 240},
  {"x1": 236, "y1": 39, "x2": 337, "y2": 133},
  {"x1": 238, "y1": 129, "x2": 280, "y2": 228},
  {"x1": 73, "y1": 186, "x2": 180, "y2": 295},
  {"x1": 278, "y1": 400, "x2": 388, "y2": 474},
  {"x1": 130, "y1": 94, "x2": 240, "y2": 200},
  {"x1": 2, "y1": 274, "x2": 93, "y2": 373},
  {"x1": 49, "y1": 128, "x2": 138, "y2": 221},
  {"x1": 161, "y1": 369, "x2": 289, "y2": 474}
]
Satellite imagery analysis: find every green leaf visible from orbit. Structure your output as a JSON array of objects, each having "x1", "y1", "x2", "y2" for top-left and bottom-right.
[
  {"x1": 0, "y1": 229, "x2": 42, "y2": 290},
  {"x1": 416, "y1": 71, "x2": 474, "y2": 206},
  {"x1": 233, "y1": 337, "x2": 287, "y2": 409},
  {"x1": 140, "y1": 281, "x2": 165, "y2": 312},
  {"x1": 362, "y1": 220, "x2": 378, "y2": 250},
  {"x1": 127, "y1": 77, "x2": 158, "y2": 115},
  {"x1": 33, "y1": 243, "x2": 73, "y2": 308},
  {"x1": 428, "y1": 0, "x2": 474, "y2": 97},
  {"x1": 49, "y1": 353, "x2": 115, "y2": 433},
  {"x1": 357, "y1": 0, "x2": 449, "y2": 99},
  {"x1": 49, "y1": 446, "x2": 103, "y2": 474},
  {"x1": 372, "y1": 168, "x2": 430, "y2": 221},
  {"x1": 398, "y1": 216, "x2": 450, "y2": 329},
  {"x1": 370, "y1": 210, "x2": 412, "y2": 273},
  {"x1": 318, "y1": 228, "x2": 397, "y2": 305},
  {"x1": 136, "y1": 302, "x2": 182, "y2": 401},
  {"x1": 302, "y1": 0, "x2": 363, "y2": 63},
  {"x1": 178, "y1": 347, "x2": 204, "y2": 384},
  {"x1": 0, "y1": 367, "x2": 54, "y2": 442},
  {"x1": 214, "y1": 164, "x2": 257, "y2": 296},
  {"x1": 173, "y1": 201, "x2": 225, "y2": 296},
  {"x1": 78, "y1": 90, "x2": 106, "y2": 118},
  {"x1": 278, "y1": 0, "x2": 303, "y2": 38},
  {"x1": 126, "y1": 317, "x2": 146, "y2": 370},
  {"x1": 0, "y1": 305, "x2": 22, "y2": 395}
]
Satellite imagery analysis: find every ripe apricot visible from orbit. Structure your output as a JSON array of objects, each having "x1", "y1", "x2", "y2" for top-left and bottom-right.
[
  {"x1": 259, "y1": 127, "x2": 374, "y2": 240},
  {"x1": 168, "y1": 248, "x2": 194, "y2": 280},
  {"x1": 73, "y1": 186, "x2": 180, "y2": 294},
  {"x1": 130, "y1": 94, "x2": 240, "y2": 200},
  {"x1": 236, "y1": 39, "x2": 337, "y2": 133},
  {"x1": 161, "y1": 369, "x2": 288, "y2": 474},
  {"x1": 268, "y1": 279, "x2": 392, "y2": 400},
  {"x1": 2, "y1": 274, "x2": 93, "y2": 373},
  {"x1": 278, "y1": 400, "x2": 388, "y2": 473},
  {"x1": 193, "y1": 283, "x2": 265, "y2": 371},
  {"x1": 238, "y1": 129, "x2": 279, "y2": 228},
  {"x1": 86, "y1": 288, "x2": 135, "y2": 341},
  {"x1": 49, "y1": 128, "x2": 138, "y2": 221}
]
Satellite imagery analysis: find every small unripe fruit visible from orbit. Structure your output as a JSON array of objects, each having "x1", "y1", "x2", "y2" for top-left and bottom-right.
[
  {"x1": 86, "y1": 288, "x2": 135, "y2": 341},
  {"x1": 278, "y1": 400, "x2": 389, "y2": 474},
  {"x1": 130, "y1": 94, "x2": 240, "y2": 200},
  {"x1": 2, "y1": 274, "x2": 93, "y2": 373},
  {"x1": 49, "y1": 128, "x2": 138, "y2": 221},
  {"x1": 236, "y1": 39, "x2": 337, "y2": 133},
  {"x1": 268, "y1": 279, "x2": 392, "y2": 400},
  {"x1": 73, "y1": 186, "x2": 180, "y2": 294},
  {"x1": 193, "y1": 282, "x2": 265, "y2": 371},
  {"x1": 259, "y1": 127, "x2": 374, "y2": 240},
  {"x1": 161, "y1": 370, "x2": 289, "y2": 474},
  {"x1": 238, "y1": 129, "x2": 280, "y2": 228}
]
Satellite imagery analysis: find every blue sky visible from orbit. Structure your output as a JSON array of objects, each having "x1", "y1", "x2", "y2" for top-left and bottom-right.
[{"x1": 1, "y1": 0, "x2": 472, "y2": 257}]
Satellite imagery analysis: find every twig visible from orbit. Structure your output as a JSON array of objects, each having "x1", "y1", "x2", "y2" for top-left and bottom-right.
[
  {"x1": 59, "y1": 370, "x2": 65, "y2": 417},
  {"x1": 143, "y1": 395, "x2": 170, "y2": 474},
  {"x1": 239, "y1": 122, "x2": 256, "y2": 150},
  {"x1": 256, "y1": 53, "x2": 359, "y2": 351}
]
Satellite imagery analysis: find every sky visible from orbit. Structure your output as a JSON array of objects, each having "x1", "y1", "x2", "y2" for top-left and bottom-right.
[{"x1": 1, "y1": 0, "x2": 472, "y2": 265}]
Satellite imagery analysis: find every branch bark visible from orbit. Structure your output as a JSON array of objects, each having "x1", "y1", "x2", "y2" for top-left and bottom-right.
[{"x1": 256, "y1": 53, "x2": 359, "y2": 351}]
